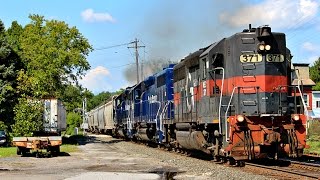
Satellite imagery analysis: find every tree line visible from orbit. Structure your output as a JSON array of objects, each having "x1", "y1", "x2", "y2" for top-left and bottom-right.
[{"x1": 0, "y1": 15, "x2": 120, "y2": 137}]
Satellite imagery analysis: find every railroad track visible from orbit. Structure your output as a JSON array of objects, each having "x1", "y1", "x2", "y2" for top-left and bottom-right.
[
  {"x1": 155, "y1": 144, "x2": 320, "y2": 179},
  {"x1": 244, "y1": 162, "x2": 320, "y2": 179},
  {"x1": 287, "y1": 159, "x2": 320, "y2": 172}
]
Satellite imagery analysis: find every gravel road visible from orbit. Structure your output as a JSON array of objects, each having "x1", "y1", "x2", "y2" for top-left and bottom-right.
[{"x1": 0, "y1": 134, "x2": 274, "y2": 180}]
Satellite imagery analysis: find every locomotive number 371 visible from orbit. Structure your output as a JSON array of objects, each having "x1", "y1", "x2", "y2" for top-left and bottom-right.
[
  {"x1": 240, "y1": 54, "x2": 284, "y2": 63},
  {"x1": 240, "y1": 54, "x2": 262, "y2": 63}
]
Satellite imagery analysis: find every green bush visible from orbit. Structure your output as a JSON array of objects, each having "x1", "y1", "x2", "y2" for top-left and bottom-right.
[
  {"x1": 66, "y1": 112, "x2": 82, "y2": 135},
  {"x1": 11, "y1": 98, "x2": 43, "y2": 137},
  {"x1": 0, "y1": 121, "x2": 7, "y2": 131}
]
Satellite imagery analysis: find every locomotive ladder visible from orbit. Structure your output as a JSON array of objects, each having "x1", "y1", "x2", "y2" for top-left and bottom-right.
[
  {"x1": 211, "y1": 67, "x2": 225, "y2": 136},
  {"x1": 224, "y1": 86, "x2": 260, "y2": 140},
  {"x1": 224, "y1": 86, "x2": 238, "y2": 141},
  {"x1": 158, "y1": 100, "x2": 173, "y2": 143},
  {"x1": 127, "y1": 101, "x2": 133, "y2": 137},
  {"x1": 154, "y1": 100, "x2": 163, "y2": 143}
]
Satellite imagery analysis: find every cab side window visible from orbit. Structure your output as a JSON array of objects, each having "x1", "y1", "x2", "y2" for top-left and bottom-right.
[
  {"x1": 212, "y1": 53, "x2": 224, "y2": 74},
  {"x1": 202, "y1": 58, "x2": 208, "y2": 79}
]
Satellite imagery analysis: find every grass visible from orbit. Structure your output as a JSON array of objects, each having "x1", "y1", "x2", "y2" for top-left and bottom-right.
[
  {"x1": 0, "y1": 147, "x2": 17, "y2": 158},
  {"x1": 0, "y1": 144, "x2": 79, "y2": 158},
  {"x1": 60, "y1": 144, "x2": 79, "y2": 153},
  {"x1": 305, "y1": 140, "x2": 320, "y2": 154},
  {"x1": 305, "y1": 135, "x2": 320, "y2": 154}
]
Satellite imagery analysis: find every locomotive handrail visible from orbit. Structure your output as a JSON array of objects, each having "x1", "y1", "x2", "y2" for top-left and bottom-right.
[
  {"x1": 139, "y1": 91, "x2": 147, "y2": 122},
  {"x1": 213, "y1": 67, "x2": 225, "y2": 136},
  {"x1": 127, "y1": 101, "x2": 133, "y2": 137},
  {"x1": 154, "y1": 101, "x2": 162, "y2": 135},
  {"x1": 159, "y1": 100, "x2": 174, "y2": 141},
  {"x1": 224, "y1": 86, "x2": 238, "y2": 141},
  {"x1": 297, "y1": 80, "x2": 308, "y2": 118},
  {"x1": 277, "y1": 84, "x2": 308, "y2": 117}
]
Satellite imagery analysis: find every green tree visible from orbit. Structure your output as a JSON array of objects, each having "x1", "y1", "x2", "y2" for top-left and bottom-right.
[
  {"x1": 310, "y1": 57, "x2": 320, "y2": 90},
  {"x1": 0, "y1": 20, "x2": 22, "y2": 129},
  {"x1": 17, "y1": 14, "x2": 92, "y2": 98},
  {"x1": 58, "y1": 84, "x2": 94, "y2": 112},
  {"x1": 0, "y1": 121, "x2": 7, "y2": 131},
  {"x1": 2, "y1": 15, "x2": 92, "y2": 137},
  {"x1": 59, "y1": 84, "x2": 83, "y2": 112},
  {"x1": 88, "y1": 91, "x2": 112, "y2": 111},
  {"x1": 66, "y1": 112, "x2": 82, "y2": 135},
  {"x1": 6, "y1": 21, "x2": 23, "y2": 53}
]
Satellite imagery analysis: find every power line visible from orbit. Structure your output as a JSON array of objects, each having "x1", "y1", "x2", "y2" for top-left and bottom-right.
[
  {"x1": 107, "y1": 63, "x2": 135, "y2": 69},
  {"x1": 94, "y1": 42, "x2": 130, "y2": 51}
]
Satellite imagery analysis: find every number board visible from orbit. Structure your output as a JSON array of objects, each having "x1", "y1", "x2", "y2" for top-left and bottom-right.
[
  {"x1": 240, "y1": 54, "x2": 262, "y2": 63},
  {"x1": 266, "y1": 54, "x2": 284, "y2": 62}
]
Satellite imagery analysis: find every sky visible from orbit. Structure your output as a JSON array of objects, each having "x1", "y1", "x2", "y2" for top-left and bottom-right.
[{"x1": 0, "y1": 0, "x2": 319, "y2": 94}]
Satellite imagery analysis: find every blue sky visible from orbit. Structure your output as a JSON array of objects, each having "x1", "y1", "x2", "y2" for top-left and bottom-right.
[{"x1": 0, "y1": 0, "x2": 319, "y2": 94}]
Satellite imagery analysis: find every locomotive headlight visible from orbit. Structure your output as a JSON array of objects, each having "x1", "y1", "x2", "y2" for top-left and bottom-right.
[
  {"x1": 293, "y1": 114, "x2": 300, "y2": 121},
  {"x1": 265, "y1": 45, "x2": 271, "y2": 51},
  {"x1": 236, "y1": 115, "x2": 245, "y2": 122},
  {"x1": 258, "y1": 44, "x2": 265, "y2": 51}
]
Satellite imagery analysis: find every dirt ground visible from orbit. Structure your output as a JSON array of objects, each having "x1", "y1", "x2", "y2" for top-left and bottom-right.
[{"x1": 0, "y1": 134, "x2": 270, "y2": 180}]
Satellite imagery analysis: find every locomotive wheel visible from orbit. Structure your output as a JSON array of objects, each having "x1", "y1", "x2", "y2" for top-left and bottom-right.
[
  {"x1": 213, "y1": 156, "x2": 221, "y2": 162},
  {"x1": 228, "y1": 158, "x2": 236, "y2": 166},
  {"x1": 221, "y1": 157, "x2": 227, "y2": 163},
  {"x1": 236, "y1": 161, "x2": 245, "y2": 167},
  {"x1": 17, "y1": 147, "x2": 21, "y2": 155},
  {"x1": 21, "y1": 148, "x2": 28, "y2": 157}
]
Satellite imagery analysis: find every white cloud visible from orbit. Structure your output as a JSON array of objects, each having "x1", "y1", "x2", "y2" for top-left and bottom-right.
[
  {"x1": 81, "y1": 8, "x2": 115, "y2": 23},
  {"x1": 219, "y1": 0, "x2": 319, "y2": 29},
  {"x1": 80, "y1": 66, "x2": 112, "y2": 94},
  {"x1": 302, "y1": 42, "x2": 319, "y2": 52}
]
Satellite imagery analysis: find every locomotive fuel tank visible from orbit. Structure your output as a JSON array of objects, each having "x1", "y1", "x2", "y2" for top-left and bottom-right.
[
  {"x1": 176, "y1": 131, "x2": 210, "y2": 154},
  {"x1": 136, "y1": 128, "x2": 155, "y2": 141}
]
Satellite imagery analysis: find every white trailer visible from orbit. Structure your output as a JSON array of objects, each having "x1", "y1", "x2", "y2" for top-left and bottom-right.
[{"x1": 43, "y1": 99, "x2": 67, "y2": 134}]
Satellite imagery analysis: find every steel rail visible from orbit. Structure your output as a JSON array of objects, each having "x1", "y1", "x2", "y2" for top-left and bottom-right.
[{"x1": 245, "y1": 162, "x2": 320, "y2": 179}]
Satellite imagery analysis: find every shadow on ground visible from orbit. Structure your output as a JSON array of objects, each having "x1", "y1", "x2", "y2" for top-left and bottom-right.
[
  {"x1": 63, "y1": 135, "x2": 88, "y2": 145},
  {"x1": 17, "y1": 151, "x2": 70, "y2": 158},
  {"x1": 63, "y1": 134, "x2": 124, "y2": 145}
]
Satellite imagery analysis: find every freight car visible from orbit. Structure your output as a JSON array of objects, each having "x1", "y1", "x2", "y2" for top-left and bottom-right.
[
  {"x1": 12, "y1": 99, "x2": 66, "y2": 157},
  {"x1": 88, "y1": 25, "x2": 308, "y2": 164},
  {"x1": 88, "y1": 99, "x2": 115, "y2": 134}
]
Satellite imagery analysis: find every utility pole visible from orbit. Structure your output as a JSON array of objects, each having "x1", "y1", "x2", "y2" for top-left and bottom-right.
[
  {"x1": 82, "y1": 97, "x2": 87, "y2": 131},
  {"x1": 128, "y1": 38, "x2": 145, "y2": 84}
]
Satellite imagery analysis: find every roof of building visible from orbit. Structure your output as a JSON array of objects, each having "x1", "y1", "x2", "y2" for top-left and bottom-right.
[{"x1": 292, "y1": 63, "x2": 310, "y2": 66}]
